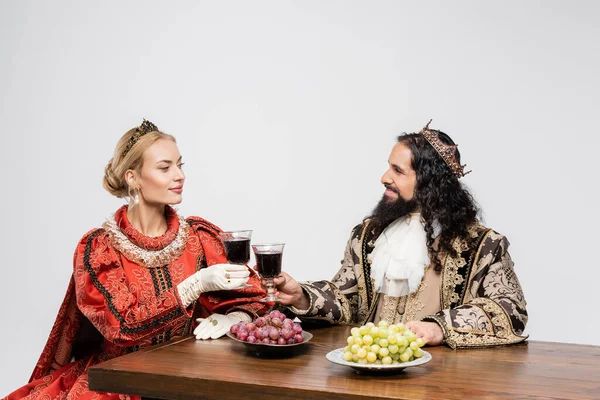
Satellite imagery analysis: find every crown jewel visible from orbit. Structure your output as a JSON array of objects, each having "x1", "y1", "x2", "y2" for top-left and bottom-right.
[
  {"x1": 419, "y1": 119, "x2": 471, "y2": 178},
  {"x1": 121, "y1": 119, "x2": 159, "y2": 157}
]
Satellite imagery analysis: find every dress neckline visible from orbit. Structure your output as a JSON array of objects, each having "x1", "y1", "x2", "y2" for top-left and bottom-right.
[{"x1": 114, "y1": 205, "x2": 180, "y2": 251}]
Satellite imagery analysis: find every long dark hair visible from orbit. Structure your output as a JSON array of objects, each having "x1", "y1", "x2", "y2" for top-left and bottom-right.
[{"x1": 397, "y1": 131, "x2": 480, "y2": 272}]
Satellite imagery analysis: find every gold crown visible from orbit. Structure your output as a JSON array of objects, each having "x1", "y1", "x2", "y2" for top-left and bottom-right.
[
  {"x1": 419, "y1": 120, "x2": 471, "y2": 178},
  {"x1": 121, "y1": 119, "x2": 159, "y2": 157}
]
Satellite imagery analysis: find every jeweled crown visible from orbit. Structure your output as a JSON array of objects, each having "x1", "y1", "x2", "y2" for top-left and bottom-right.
[
  {"x1": 419, "y1": 120, "x2": 471, "y2": 178},
  {"x1": 121, "y1": 119, "x2": 159, "y2": 157}
]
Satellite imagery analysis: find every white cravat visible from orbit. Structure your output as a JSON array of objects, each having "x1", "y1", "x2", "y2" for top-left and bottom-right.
[{"x1": 368, "y1": 213, "x2": 432, "y2": 297}]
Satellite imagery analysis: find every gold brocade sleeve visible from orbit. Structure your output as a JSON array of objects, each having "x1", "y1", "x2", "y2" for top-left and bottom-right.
[
  {"x1": 423, "y1": 235, "x2": 529, "y2": 349},
  {"x1": 287, "y1": 225, "x2": 364, "y2": 325}
]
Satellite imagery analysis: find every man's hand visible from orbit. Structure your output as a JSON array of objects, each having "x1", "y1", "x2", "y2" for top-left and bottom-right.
[
  {"x1": 405, "y1": 321, "x2": 444, "y2": 346},
  {"x1": 263, "y1": 272, "x2": 309, "y2": 310}
]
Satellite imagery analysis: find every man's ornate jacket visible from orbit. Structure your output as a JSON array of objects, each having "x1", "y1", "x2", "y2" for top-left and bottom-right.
[{"x1": 292, "y1": 220, "x2": 528, "y2": 349}]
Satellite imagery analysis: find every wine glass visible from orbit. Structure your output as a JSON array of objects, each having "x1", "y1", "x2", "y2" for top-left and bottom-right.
[
  {"x1": 219, "y1": 230, "x2": 254, "y2": 288},
  {"x1": 252, "y1": 243, "x2": 285, "y2": 302}
]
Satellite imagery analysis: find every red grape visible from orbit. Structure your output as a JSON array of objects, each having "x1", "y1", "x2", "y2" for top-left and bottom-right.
[
  {"x1": 231, "y1": 313, "x2": 305, "y2": 345},
  {"x1": 292, "y1": 323, "x2": 302, "y2": 334},
  {"x1": 269, "y1": 327, "x2": 280, "y2": 340},
  {"x1": 281, "y1": 328, "x2": 293, "y2": 340}
]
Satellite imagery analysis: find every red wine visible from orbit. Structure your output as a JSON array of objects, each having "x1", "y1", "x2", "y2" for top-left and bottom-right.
[
  {"x1": 223, "y1": 239, "x2": 250, "y2": 264},
  {"x1": 256, "y1": 252, "x2": 282, "y2": 278}
]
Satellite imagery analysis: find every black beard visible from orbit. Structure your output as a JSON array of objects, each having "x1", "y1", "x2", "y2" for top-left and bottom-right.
[{"x1": 370, "y1": 191, "x2": 418, "y2": 228}]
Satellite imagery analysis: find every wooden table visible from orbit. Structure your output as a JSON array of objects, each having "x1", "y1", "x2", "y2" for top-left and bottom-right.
[{"x1": 88, "y1": 326, "x2": 600, "y2": 399}]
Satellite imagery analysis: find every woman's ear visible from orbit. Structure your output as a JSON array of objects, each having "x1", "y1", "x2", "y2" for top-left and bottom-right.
[{"x1": 125, "y1": 169, "x2": 138, "y2": 189}]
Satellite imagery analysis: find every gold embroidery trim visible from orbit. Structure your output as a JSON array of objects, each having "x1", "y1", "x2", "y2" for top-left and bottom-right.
[
  {"x1": 103, "y1": 215, "x2": 190, "y2": 269},
  {"x1": 403, "y1": 280, "x2": 427, "y2": 322},
  {"x1": 358, "y1": 220, "x2": 378, "y2": 324},
  {"x1": 380, "y1": 295, "x2": 401, "y2": 324},
  {"x1": 444, "y1": 297, "x2": 527, "y2": 349},
  {"x1": 440, "y1": 245, "x2": 467, "y2": 308}
]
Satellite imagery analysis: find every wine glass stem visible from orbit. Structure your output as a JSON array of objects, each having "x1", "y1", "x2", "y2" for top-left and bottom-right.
[{"x1": 266, "y1": 278, "x2": 275, "y2": 297}]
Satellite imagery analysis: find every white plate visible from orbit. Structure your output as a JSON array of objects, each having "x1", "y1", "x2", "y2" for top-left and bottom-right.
[{"x1": 325, "y1": 347, "x2": 432, "y2": 372}]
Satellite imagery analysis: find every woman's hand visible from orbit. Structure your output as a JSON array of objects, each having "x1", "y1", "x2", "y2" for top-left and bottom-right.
[
  {"x1": 194, "y1": 313, "x2": 243, "y2": 340},
  {"x1": 177, "y1": 264, "x2": 249, "y2": 307}
]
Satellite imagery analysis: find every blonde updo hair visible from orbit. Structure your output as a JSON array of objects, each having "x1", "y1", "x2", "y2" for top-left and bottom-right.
[{"x1": 103, "y1": 125, "x2": 176, "y2": 198}]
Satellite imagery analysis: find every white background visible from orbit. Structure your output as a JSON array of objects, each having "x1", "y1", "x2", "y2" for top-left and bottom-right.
[{"x1": 1, "y1": 1, "x2": 599, "y2": 395}]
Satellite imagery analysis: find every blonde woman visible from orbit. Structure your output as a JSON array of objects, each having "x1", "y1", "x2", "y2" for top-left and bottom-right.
[{"x1": 6, "y1": 120, "x2": 267, "y2": 400}]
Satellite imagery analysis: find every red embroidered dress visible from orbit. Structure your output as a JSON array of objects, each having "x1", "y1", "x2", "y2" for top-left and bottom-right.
[{"x1": 5, "y1": 206, "x2": 267, "y2": 400}]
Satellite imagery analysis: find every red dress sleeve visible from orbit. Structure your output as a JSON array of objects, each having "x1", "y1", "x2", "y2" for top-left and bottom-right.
[{"x1": 73, "y1": 229, "x2": 191, "y2": 347}]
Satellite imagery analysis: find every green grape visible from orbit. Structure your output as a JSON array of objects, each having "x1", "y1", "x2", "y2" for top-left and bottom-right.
[
  {"x1": 366, "y1": 352, "x2": 377, "y2": 363},
  {"x1": 387, "y1": 334, "x2": 397, "y2": 344},
  {"x1": 370, "y1": 344, "x2": 381, "y2": 354},
  {"x1": 399, "y1": 351, "x2": 411, "y2": 362},
  {"x1": 357, "y1": 348, "x2": 367, "y2": 359},
  {"x1": 345, "y1": 323, "x2": 426, "y2": 365},
  {"x1": 396, "y1": 335, "x2": 408, "y2": 347}
]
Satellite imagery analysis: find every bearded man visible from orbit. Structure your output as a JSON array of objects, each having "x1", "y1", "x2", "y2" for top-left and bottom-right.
[{"x1": 274, "y1": 121, "x2": 528, "y2": 348}]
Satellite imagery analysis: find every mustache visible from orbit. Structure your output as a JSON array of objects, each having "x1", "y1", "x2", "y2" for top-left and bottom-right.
[{"x1": 384, "y1": 184, "x2": 400, "y2": 194}]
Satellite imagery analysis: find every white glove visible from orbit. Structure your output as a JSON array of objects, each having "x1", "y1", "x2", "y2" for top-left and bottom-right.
[
  {"x1": 177, "y1": 264, "x2": 250, "y2": 307},
  {"x1": 194, "y1": 312, "x2": 251, "y2": 340}
]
